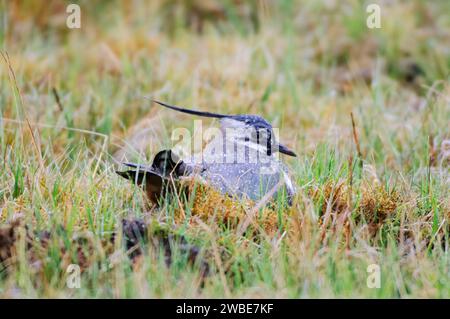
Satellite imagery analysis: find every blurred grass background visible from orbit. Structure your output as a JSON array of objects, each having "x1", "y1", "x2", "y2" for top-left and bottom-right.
[{"x1": 0, "y1": 0, "x2": 449, "y2": 297}]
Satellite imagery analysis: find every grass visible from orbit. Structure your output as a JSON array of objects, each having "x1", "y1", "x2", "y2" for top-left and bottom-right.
[{"x1": 0, "y1": 0, "x2": 449, "y2": 298}]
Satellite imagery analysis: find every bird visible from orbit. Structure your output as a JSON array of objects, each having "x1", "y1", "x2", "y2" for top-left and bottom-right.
[
  {"x1": 151, "y1": 100, "x2": 297, "y2": 157},
  {"x1": 117, "y1": 100, "x2": 297, "y2": 205}
]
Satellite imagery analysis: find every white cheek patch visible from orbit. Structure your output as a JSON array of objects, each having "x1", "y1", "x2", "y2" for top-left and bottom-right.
[
  {"x1": 220, "y1": 118, "x2": 248, "y2": 130},
  {"x1": 220, "y1": 118, "x2": 255, "y2": 141}
]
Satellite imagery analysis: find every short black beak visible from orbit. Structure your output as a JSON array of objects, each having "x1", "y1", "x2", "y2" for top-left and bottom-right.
[{"x1": 278, "y1": 143, "x2": 297, "y2": 157}]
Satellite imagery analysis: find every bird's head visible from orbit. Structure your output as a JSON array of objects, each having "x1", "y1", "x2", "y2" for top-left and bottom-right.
[
  {"x1": 151, "y1": 100, "x2": 297, "y2": 157},
  {"x1": 220, "y1": 115, "x2": 297, "y2": 157}
]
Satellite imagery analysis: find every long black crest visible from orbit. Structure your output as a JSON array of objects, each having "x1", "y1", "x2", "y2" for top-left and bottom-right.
[{"x1": 152, "y1": 100, "x2": 228, "y2": 119}]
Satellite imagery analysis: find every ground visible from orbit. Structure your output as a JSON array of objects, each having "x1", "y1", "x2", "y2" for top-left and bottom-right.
[{"x1": 0, "y1": 0, "x2": 449, "y2": 298}]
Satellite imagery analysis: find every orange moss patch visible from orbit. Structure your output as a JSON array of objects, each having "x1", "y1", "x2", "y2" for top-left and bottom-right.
[
  {"x1": 311, "y1": 180, "x2": 400, "y2": 235},
  {"x1": 359, "y1": 184, "x2": 400, "y2": 227},
  {"x1": 171, "y1": 178, "x2": 280, "y2": 235}
]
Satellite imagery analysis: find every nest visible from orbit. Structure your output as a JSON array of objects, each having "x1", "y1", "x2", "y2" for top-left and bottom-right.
[{"x1": 169, "y1": 177, "x2": 280, "y2": 235}]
